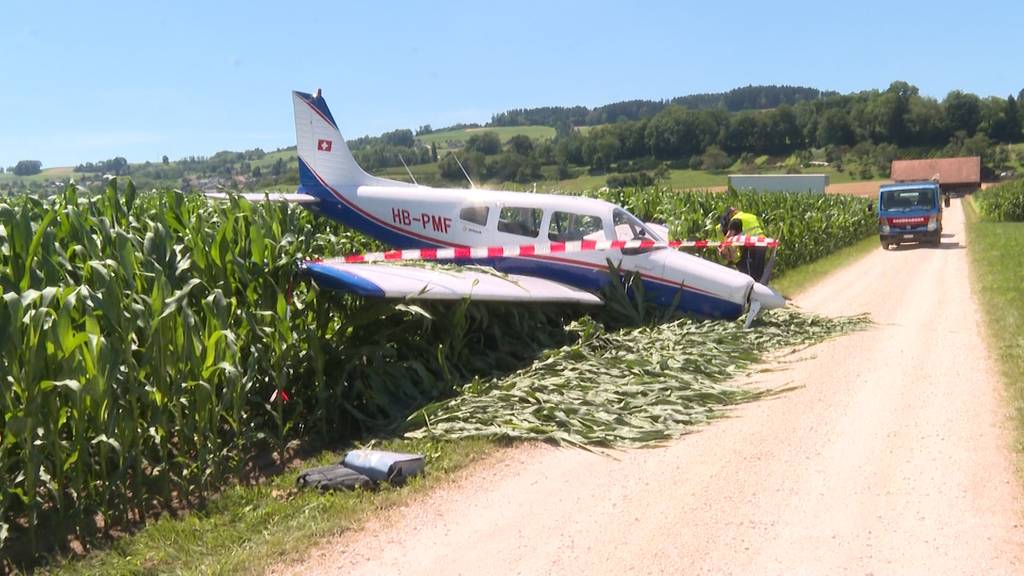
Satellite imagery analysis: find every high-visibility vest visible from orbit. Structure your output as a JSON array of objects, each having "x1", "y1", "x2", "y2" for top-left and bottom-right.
[
  {"x1": 732, "y1": 211, "x2": 765, "y2": 237},
  {"x1": 725, "y1": 211, "x2": 765, "y2": 263}
]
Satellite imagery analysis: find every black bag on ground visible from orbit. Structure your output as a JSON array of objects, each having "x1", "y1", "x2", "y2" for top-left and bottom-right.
[{"x1": 296, "y1": 464, "x2": 373, "y2": 491}]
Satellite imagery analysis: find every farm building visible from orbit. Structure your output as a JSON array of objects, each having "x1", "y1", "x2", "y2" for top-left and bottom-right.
[
  {"x1": 890, "y1": 156, "x2": 981, "y2": 195},
  {"x1": 728, "y1": 174, "x2": 828, "y2": 194}
]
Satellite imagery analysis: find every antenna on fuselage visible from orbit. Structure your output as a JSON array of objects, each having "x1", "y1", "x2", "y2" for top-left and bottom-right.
[
  {"x1": 398, "y1": 154, "x2": 419, "y2": 186},
  {"x1": 449, "y1": 151, "x2": 477, "y2": 189}
]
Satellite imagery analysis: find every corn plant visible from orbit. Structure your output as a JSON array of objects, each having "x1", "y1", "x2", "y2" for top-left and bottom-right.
[
  {"x1": 586, "y1": 186, "x2": 877, "y2": 275},
  {"x1": 975, "y1": 180, "x2": 1024, "y2": 222}
]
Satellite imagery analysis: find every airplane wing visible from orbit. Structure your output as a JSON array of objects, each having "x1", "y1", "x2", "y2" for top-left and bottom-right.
[
  {"x1": 303, "y1": 261, "x2": 603, "y2": 305},
  {"x1": 205, "y1": 192, "x2": 320, "y2": 204}
]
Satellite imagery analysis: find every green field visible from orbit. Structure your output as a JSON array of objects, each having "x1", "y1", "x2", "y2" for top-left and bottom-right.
[
  {"x1": 247, "y1": 148, "x2": 298, "y2": 169},
  {"x1": 416, "y1": 125, "x2": 556, "y2": 149},
  {"x1": 0, "y1": 165, "x2": 76, "y2": 185},
  {"x1": 965, "y1": 193, "x2": 1024, "y2": 473}
]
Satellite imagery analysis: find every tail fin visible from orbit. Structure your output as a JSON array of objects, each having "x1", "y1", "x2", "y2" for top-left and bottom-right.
[{"x1": 292, "y1": 90, "x2": 410, "y2": 192}]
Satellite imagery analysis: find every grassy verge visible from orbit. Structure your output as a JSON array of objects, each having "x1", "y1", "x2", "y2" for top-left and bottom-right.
[
  {"x1": 963, "y1": 198, "x2": 1024, "y2": 469},
  {"x1": 769, "y1": 235, "x2": 878, "y2": 297},
  {"x1": 45, "y1": 437, "x2": 496, "y2": 575}
]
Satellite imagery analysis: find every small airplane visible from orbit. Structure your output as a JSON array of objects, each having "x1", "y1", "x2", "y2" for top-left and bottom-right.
[{"x1": 212, "y1": 90, "x2": 786, "y2": 325}]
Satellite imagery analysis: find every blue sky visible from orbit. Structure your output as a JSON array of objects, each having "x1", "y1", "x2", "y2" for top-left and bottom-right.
[{"x1": 1, "y1": 0, "x2": 1020, "y2": 169}]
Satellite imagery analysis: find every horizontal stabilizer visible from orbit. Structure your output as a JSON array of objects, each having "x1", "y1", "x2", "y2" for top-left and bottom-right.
[
  {"x1": 303, "y1": 261, "x2": 603, "y2": 305},
  {"x1": 205, "y1": 192, "x2": 320, "y2": 204}
]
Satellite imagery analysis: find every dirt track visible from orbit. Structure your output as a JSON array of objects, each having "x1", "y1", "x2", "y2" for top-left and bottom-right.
[{"x1": 277, "y1": 199, "x2": 1023, "y2": 575}]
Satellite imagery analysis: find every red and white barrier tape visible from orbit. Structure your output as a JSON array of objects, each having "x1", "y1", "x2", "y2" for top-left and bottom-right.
[{"x1": 311, "y1": 235, "x2": 778, "y2": 265}]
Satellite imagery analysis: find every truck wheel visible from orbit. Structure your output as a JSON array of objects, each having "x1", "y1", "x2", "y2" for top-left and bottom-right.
[{"x1": 881, "y1": 241, "x2": 891, "y2": 250}]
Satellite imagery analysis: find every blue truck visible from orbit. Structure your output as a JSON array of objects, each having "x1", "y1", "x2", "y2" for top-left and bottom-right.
[{"x1": 877, "y1": 181, "x2": 949, "y2": 250}]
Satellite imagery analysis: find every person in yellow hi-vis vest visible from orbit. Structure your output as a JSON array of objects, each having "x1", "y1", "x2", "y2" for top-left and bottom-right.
[{"x1": 717, "y1": 206, "x2": 767, "y2": 281}]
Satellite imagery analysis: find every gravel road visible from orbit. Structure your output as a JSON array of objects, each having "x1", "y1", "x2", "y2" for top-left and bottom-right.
[{"x1": 277, "y1": 198, "x2": 1023, "y2": 575}]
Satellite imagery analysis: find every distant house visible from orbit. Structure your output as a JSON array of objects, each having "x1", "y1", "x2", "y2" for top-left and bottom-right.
[{"x1": 890, "y1": 156, "x2": 981, "y2": 195}]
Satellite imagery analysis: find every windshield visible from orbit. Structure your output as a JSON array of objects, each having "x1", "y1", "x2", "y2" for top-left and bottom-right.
[
  {"x1": 880, "y1": 188, "x2": 936, "y2": 211},
  {"x1": 612, "y1": 209, "x2": 662, "y2": 242}
]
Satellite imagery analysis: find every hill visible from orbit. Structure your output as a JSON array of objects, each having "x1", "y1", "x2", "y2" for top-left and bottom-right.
[{"x1": 489, "y1": 85, "x2": 833, "y2": 127}]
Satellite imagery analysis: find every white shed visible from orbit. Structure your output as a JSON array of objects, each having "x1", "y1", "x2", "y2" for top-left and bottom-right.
[{"x1": 728, "y1": 174, "x2": 829, "y2": 194}]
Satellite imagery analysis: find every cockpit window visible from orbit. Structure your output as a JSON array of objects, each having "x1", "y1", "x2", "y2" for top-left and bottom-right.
[
  {"x1": 459, "y1": 205, "x2": 489, "y2": 226},
  {"x1": 612, "y1": 209, "x2": 660, "y2": 241},
  {"x1": 548, "y1": 211, "x2": 605, "y2": 242},
  {"x1": 497, "y1": 206, "x2": 543, "y2": 238}
]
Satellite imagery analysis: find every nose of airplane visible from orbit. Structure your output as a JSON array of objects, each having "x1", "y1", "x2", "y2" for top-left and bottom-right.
[{"x1": 750, "y1": 282, "x2": 786, "y2": 310}]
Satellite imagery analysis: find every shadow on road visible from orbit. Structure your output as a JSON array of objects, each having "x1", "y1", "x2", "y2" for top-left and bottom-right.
[{"x1": 887, "y1": 242, "x2": 964, "y2": 252}]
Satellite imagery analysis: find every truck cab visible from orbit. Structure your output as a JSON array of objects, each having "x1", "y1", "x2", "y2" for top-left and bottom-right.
[{"x1": 877, "y1": 181, "x2": 947, "y2": 250}]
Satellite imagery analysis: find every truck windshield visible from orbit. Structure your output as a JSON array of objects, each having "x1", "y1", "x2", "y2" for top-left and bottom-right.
[{"x1": 880, "y1": 188, "x2": 936, "y2": 211}]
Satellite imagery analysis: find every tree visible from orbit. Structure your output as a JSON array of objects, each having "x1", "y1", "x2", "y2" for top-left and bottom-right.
[
  {"x1": 584, "y1": 135, "x2": 620, "y2": 170},
  {"x1": 882, "y1": 81, "x2": 916, "y2": 145},
  {"x1": 645, "y1": 106, "x2": 715, "y2": 159},
  {"x1": 767, "y1": 105, "x2": 804, "y2": 153},
  {"x1": 506, "y1": 134, "x2": 534, "y2": 156},
  {"x1": 723, "y1": 112, "x2": 760, "y2": 153},
  {"x1": 816, "y1": 108, "x2": 854, "y2": 146},
  {"x1": 556, "y1": 161, "x2": 571, "y2": 180},
  {"x1": 700, "y1": 145, "x2": 732, "y2": 170},
  {"x1": 944, "y1": 91, "x2": 981, "y2": 136},
  {"x1": 438, "y1": 150, "x2": 484, "y2": 182},
  {"x1": 109, "y1": 157, "x2": 129, "y2": 175},
  {"x1": 162, "y1": 155, "x2": 170, "y2": 165},
  {"x1": 1002, "y1": 95, "x2": 1022, "y2": 142},
  {"x1": 465, "y1": 132, "x2": 501, "y2": 155},
  {"x1": 13, "y1": 160, "x2": 42, "y2": 176},
  {"x1": 270, "y1": 157, "x2": 285, "y2": 177},
  {"x1": 381, "y1": 129, "x2": 415, "y2": 148}
]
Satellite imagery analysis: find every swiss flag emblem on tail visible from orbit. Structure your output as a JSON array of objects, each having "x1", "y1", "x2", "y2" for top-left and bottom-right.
[{"x1": 317, "y1": 139, "x2": 333, "y2": 152}]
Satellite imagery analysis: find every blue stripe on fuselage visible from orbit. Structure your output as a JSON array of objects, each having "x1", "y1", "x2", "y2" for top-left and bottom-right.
[{"x1": 489, "y1": 256, "x2": 743, "y2": 320}]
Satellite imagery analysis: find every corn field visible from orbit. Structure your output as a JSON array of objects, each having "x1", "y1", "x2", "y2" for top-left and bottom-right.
[
  {"x1": 589, "y1": 186, "x2": 877, "y2": 274},
  {"x1": 0, "y1": 181, "x2": 875, "y2": 564},
  {"x1": 975, "y1": 180, "x2": 1024, "y2": 222},
  {"x1": 0, "y1": 181, "x2": 574, "y2": 564}
]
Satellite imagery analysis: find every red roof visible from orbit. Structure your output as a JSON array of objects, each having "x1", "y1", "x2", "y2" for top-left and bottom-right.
[{"x1": 890, "y1": 157, "x2": 981, "y2": 186}]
